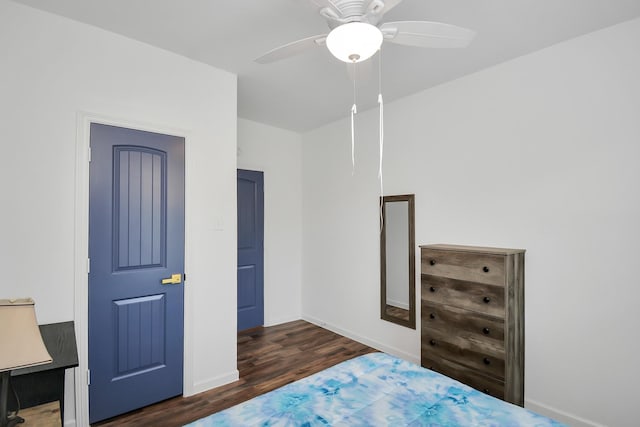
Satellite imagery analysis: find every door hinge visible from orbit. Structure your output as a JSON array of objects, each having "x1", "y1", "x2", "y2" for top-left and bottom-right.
[
  {"x1": 183, "y1": 273, "x2": 186, "y2": 282},
  {"x1": 88, "y1": 145, "x2": 92, "y2": 162},
  {"x1": 87, "y1": 258, "x2": 90, "y2": 274},
  {"x1": 87, "y1": 369, "x2": 91, "y2": 386}
]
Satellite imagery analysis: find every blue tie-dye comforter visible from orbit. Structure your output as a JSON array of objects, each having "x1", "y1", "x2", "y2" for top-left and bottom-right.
[{"x1": 186, "y1": 352, "x2": 564, "y2": 426}]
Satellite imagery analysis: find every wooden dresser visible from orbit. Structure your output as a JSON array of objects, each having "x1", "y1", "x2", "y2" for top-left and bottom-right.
[{"x1": 420, "y1": 244, "x2": 525, "y2": 406}]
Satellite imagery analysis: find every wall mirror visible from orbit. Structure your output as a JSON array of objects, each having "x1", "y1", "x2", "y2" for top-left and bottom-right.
[{"x1": 380, "y1": 194, "x2": 416, "y2": 329}]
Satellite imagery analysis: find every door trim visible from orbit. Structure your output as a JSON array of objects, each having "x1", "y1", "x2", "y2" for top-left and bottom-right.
[{"x1": 74, "y1": 112, "x2": 193, "y2": 427}]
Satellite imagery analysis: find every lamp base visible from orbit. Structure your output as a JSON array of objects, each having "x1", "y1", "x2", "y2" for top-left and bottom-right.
[{"x1": 0, "y1": 371, "x2": 24, "y2": 427}]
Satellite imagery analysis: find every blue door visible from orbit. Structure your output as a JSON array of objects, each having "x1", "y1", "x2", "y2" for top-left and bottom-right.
[
  {"x1": 88, "y1": 123, "x2": 185, "y2": 423},
  {"x1": 237, "y1": 169, "x2": 264, "y2": 331}
]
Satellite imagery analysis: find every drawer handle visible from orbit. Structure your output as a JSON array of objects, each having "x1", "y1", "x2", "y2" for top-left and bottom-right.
[
  {"x1": 429, "y1": 339, "x2": 437, "y2": 346},
  {"x1": 429, "y1": 313, "x2": 436, "y2": 320},
  {"x1": 429, "y1": 259, "x2": 436, "y2": 266},
  {"x1": 483, "y1": 357, "x2": 491, "y2": 365},
  {"x1": 430, "y1": 286, "x2": 436, "y2": 293},
  {"x1": 483, "y1": 266, "x2": 490, "y2": 273},
  {"x1": 483, "y1": 296, "x2": 491, "y2": 304},
  {"x1": 482, "y1": 327, "x2": 490, "y2": 335}
]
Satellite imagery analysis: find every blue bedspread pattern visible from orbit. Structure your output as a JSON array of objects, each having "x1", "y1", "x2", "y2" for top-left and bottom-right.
[{"x1": 187, "y1": 352, "x2": 564, "y2": 426}]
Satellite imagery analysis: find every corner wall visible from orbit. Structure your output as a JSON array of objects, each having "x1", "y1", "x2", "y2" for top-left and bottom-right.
[
  {"x1": 237, "y1": 118, "x2": 303, "y2": 326},
  {"x1": 0, "y1": 1, "x2": 238, "y2": 425},
  {"x1": 301, "y1": 17, "x2": 640, "y2": 427}
]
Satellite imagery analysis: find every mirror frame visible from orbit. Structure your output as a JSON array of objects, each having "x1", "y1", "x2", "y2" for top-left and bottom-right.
[{"x1": 380, "y1": 194, "x2": 416, "y2": 329}]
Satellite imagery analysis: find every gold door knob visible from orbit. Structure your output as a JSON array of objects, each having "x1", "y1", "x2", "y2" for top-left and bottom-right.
[{"x1": 161, "y1": 274, "x2": 182, "y2": 285}]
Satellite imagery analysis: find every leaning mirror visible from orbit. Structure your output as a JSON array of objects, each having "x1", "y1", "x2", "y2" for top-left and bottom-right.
[{"x1": 380, "y1": 194, "x2": 416, "y2": 329}]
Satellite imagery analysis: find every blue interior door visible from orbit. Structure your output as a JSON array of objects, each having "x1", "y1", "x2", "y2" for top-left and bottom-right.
[
  {"x1": 88, "y1": 123, "x2": 185, "y2": 423},
  {"x1": 237, "y1": 169, "x2": 264, "y2": 331}
]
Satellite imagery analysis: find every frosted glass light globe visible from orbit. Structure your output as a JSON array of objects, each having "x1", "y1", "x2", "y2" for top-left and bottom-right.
[{"x1": 326, "y1": 22, "x2": 383, "y2": 63}]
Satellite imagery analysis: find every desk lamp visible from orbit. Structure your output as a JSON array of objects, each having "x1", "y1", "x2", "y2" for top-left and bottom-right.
[{"x1": 0, "y1": 299, "x2": 52, "y2": 427}]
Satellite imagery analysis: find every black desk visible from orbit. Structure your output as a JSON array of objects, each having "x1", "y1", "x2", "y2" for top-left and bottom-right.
[{"x1": 9, "y1": 322, "x2": 78, "y2": 423}]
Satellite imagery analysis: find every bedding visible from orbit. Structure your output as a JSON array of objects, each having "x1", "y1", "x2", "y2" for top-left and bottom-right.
[{"x1": 186, "y1": 352, "x2": 564, "y2": 426}]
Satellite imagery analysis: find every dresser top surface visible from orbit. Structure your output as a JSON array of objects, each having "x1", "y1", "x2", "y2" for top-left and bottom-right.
[{"x1": 420, "y1": 244, "x2": 525, "y2": 255}]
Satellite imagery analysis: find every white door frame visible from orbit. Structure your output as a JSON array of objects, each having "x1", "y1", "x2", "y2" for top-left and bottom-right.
[{"x1": 73, "y1": 112, "x2": 193, "y2": 426}]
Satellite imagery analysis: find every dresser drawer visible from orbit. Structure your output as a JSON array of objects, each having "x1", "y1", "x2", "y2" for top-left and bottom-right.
[
  {"x1": 422, "y1": 355, "x2": 505, "y2": 400},
  {"x1": 422, "y1": 301, "x2": 505, "y2": 343},
  {"x1": 422, "y1": 327, "x2": 505, "y2": 380},
  {"x1": 422, "y1": 275, "x2": 505, "y2": 318},
  {"x1": 422, "y1": 248, "x2": 505, "y2": 286}
]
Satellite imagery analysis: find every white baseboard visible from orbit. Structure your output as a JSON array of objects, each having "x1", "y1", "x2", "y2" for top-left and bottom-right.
[
  {"x1": 264, "y1": 314, "x2": 302, "y2": 327},
  {"x1": 301, "y1": 315, "x2": 604, "y2": 427},
  {"x1": 187, "y1": 369, "x2": 239, "y2": 397},
  {"x1": 525, "y1": 398, "x2": 605, "y2": 427},
  {"x1": 302, "y1": 314, "x2": 419, "y2": 365},
  {"x1": 176, "y1": 317, "x2": 603, "y2": 427},
  {"x1": 64, "y1": 419, "x2": 76, "y2": 427}
]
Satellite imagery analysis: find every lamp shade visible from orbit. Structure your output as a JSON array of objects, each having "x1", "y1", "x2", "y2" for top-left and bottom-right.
[
  {"x1": 0, "y1": 299, "x2": 52, "y2": 372},
  {"x1": 326, "y1": 22, "x2": 383, "y2": 63}
]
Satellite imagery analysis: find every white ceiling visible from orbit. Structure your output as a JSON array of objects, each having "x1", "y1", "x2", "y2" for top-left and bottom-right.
[{"x1": 13, "y1": 0, "x2": 640, "y2": 132}]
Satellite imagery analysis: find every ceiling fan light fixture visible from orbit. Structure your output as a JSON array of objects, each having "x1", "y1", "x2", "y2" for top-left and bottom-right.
[{"x1": 326, "y1": 22, "x2": 383, "y2": 63}]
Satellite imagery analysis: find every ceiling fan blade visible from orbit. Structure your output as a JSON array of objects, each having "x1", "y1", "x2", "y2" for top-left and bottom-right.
[
  {"x1": 310, "y1": 0, "x2": 344, "y2": 24},
  {"x1": 380, "y1": 21, "x2": 476, "y2": 48},
  {"x1": 362, "y1": 0, "x2": 401, "y2": 25},
  {"x1": 377, "y1": 0, "x2": 404, "y2": 15},
  {"x1": 310, "y1": 0, "x2": 339, "y2": 9},
  {"x1": 254, "y1": 34, "x2": 328, "y2": 64}
]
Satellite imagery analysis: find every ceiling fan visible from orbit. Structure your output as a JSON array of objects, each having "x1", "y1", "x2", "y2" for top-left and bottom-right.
[{"x1": 255, "y1": 0, "x2": 476, "y2": 64}]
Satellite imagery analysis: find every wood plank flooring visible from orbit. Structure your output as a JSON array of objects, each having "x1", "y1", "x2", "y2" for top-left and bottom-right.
[
  {"x1": 20, "y1": 401, "x2": 61, "y2": 427},
  {"x1": 93, "y1": 320, "x2": 376, "y2": 426}
]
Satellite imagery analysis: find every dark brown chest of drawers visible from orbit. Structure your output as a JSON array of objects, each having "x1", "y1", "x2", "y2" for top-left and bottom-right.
[{"x1": 420, "y1": 244, "x2": 525, "y2": 406}]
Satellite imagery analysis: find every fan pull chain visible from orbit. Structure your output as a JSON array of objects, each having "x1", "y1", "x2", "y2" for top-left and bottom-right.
[
  {"x1": 351, "y1": 103, "x2": 357, "y2": 175},
  {"x1": 350, "y1": 62, "x2": 357, "y2": 175},
  {"x1": 378, "y1": 49, "x2": 385, "y2": 234},
  {"x1": 378, "y1": 93, "x2": 384, "y2": 180},
  {"x1": 378, "y1": 47, "x2": 384, "y2": 180}
]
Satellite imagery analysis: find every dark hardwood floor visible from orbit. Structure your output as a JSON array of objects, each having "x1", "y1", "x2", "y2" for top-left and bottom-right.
[
  {"x1": 94, "y1": 320, "x2": 376, "y2": 426},
  {"x1": 385, "y1": 304, "x2": 410, "y2": 321}
]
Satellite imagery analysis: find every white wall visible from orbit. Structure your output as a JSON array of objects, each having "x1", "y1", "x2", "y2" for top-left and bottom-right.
[
  {"x1": 237, "y1": 119, "x2": 303, "y2": 326},
  {"x1": 0, "y1": 1, "x2": 238, "y2": 425},
  {"x1": 302, "y1": 17, "x2": 640, "y2": 427}
]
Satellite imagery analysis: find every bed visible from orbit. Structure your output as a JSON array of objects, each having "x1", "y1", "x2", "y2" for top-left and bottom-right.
[{"x1": 187, "y1": 352, "x2": 564, "y2": 426}]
